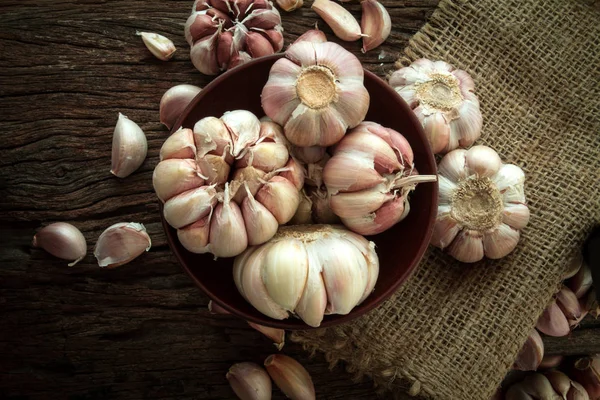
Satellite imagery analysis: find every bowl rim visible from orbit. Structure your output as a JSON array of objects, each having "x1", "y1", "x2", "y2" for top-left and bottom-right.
[{"x1": 163, "y1": 53, "x2": 438, "y2": 330}]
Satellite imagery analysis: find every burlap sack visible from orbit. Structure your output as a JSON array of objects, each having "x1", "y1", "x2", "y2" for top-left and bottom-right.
[{"x1": 292, "y1": 0, "x2": 600, "y2": 398}]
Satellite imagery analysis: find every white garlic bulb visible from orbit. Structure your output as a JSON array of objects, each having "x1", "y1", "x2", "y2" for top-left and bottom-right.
[
  {"x1": 233, "y1": 225, "x2": 379, "y2": 327},
  {"x1": 389, "y1": 58, "x2": 482, "y2": 154},
  {"x1": 431, "y1": 145, "x2": 530, "y2": 263},
  {"x1": 153, "y1": 112, "x2": 303, "y2": 259}
]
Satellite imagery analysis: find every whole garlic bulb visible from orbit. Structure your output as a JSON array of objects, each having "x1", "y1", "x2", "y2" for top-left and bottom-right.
[
  {"x1": 323, "y1": 121, "x2": 437, "y2": 235},
  {"x1": 185, "y1": 0, "x2": 284, "y2": 75},
  {"x1": 431, "y1": 145, "x2": 530, "y2": 263},
  {"x1": 233, "y1": 225, "x2": 379, "y2": 327},
  {"x1": 389, "y1": 58, "x2": 482, "y2": 154},
  {"x1": 153, "y1": 111, "x2": 303, "y2": 258},
  {"x1": 261, "y1": 39, "x2": 369, "y2": 147}
]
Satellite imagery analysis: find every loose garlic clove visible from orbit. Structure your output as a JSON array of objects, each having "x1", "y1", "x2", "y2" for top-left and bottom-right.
[
  {"x1": 110, "y1": 113, "x2": 147, "y2": 178},
  {"x1": 209, "y1": 185, "x2": 248, "y2": 258},
  {"x1": 33, "y1": 222, "x2": 87, "y2": 266},
  {"x1": 236, "y1": 141, "x2": 289, "y2": 172},
  {"x1": 536, "y1": 299, "x2": 570, "y2": 337},
  {"x1": 513, "y1": 328, "x2": 544, "y2": 371},
  {"x1": 94, "y1": 222, "x2": 151, "y2": 268},
  {"x1": 248, "y1": 322, "x2": 285, "y2": 350},
  {"x1": 177, "y1": 217, "x2": 211, "y2": 254},
  {"x1": 153, "y1": 159, "x2": 205, "y2": 202},
  {"x1": 447, "y1": 230, "x2": 484, "y2": 263},
  {"x1": 163, "y1": 186, "x2": 218, "y2": 229},
  {"x1": 312, "y1": 0, "x2": 362, "y2": 41},
  {"x1": 137, "y1": 32, "x2": 176, "y2": 61},
  {"x1": 360, "y1": 0, "x2": 391, "y2": 52},
  {"x1": 264, "y1": 354, "x2": 316, "y2": 400},
  {"x1": 276, "y1": 0, "x2": 303, "y2": 12},
  {"x1": 242, "y1": 185, "x2": 279, "y2": 246},
  {"x1": 294, "y1": 28, "x2": 327, "y2": 44},
  {"x1": 482, "y1": 223, "x2": 520, "y2": 259},
  {"x1": 329, "y1": 184, "x2": 393, "y2": 218},
  {"x1": 221, "y1": 110, "x2": 261, "y2": 157},
  {"x1": 279, "y1": 157, "x2": 305, "y2": 191},
  {"x1": 556, "y1": 286, "x2": 583, "y2": 322},
  {"x1": 291, "y1": 145, "x2": 326, "y2": 164},
  {"x1": 160, "y1": 128, "x2": 197, "y2": 160},
  {"x1": 255, "y1": 176, "x2": 300, "y2": 224},
  {"x1": 227, "y1": 362, "x2": 273, "y2": 400},
  {"x1": 159, "y1": 84, "x2": 201, "y2": 129}
]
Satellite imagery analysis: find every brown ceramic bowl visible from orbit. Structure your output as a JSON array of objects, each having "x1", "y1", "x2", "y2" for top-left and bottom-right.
[{"x1": 161, "y1": 54, "x2": 438, "y2": 329}]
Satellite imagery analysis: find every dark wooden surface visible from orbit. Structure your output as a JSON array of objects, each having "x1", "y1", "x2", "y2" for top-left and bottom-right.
[{"x1": 1, "y1": 1, "x2": 599, "y2": 399}]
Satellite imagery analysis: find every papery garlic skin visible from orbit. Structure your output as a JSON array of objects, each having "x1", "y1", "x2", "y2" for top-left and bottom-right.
[
  {"x1": 431, "y1": 145, "x2": 529, "y2": 263},
  {"x1": 248, "y1": 322, "x2": 285, "y2": 350},
  {"x1": 389, "y1": 59, "x2": 482, "y2": 154},
  {"x1": 261, "y1": 40, "x2": 369, "y2": 147},
  {"x1": 159, "y1": 84, "x2": 202, "y2": 129},
  {"x1": 33, "y1": 222, "x2": 87, "y2": 266},
  {"x1": 94, "y1": 222, "x2": 151, "y2": 268},
  {"x1": 233, "y1": 225, "x2": 379, "y2": 327},
  {"x1": 227, "y1": 362, "x2": 272, "y2": 400},
  {"x1": 138, "y1": 32, "x2": 176, "y2": 61},
  {"x1": 110, "y1": 113, "x2": 148, "y2": 178}
]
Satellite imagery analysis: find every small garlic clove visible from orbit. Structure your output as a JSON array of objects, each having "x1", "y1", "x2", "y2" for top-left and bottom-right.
[
  {"x1": 536, "y1": 299, "x2": 571, "y2": 337},
  {"x1": 221, "y1": 110, "x2": 261, "y2": 157},
  {"x1": 289, "y1": 190, "x2": 313, "y2": 225},
  {"x1": 227, "y1": 362, "x2": 273, "y2": 400},
  {"x1": 465, "y1": 145, "x2": 503, "y2": 178},
  {"x1": 422, "y1": 113, "x2": 451, "y2": 154},
  {"x1": 311, "y1": 0, "x2": 362, "y2": 41},
  {"x1": 208, "y1": 300, "x2": 230, "y2": 314},
  {"x1": 447, "y1": 229, "x2": 484, "y2": 263},
  {"x1": 430, "y1": 205, "x2": 460, "y2": 250},
  {"x1": 323, "y1": 152, "x2": 385, "y2": 194},
  {"x1": 153, "y1": 159, "x2": 205, "y2": 202},
  {"x1": 513, "y1": 328, "x2": 544, "y2": 371},
  {"x1": 330, "y1": 184, "x2": 393, "y2": 218},
  {"x1": 556, "y1": 286, "x2": 583, "y2": 321},
  {"x1": 334, "y1": 130, "x2": 401, "y2": 174},
  {"x1": 232, "y1": 166, "x2": 268, "y2": 203},
  {"x1": 94, "y1": 222, "x2": 151, "y2": 268},
  {"x1": 502, "y1": 203, "x2": 531, "y2": 230},
  {"x1": 293, "y1": 28, "x2": 327, "y2": 44},
  {"x1": 438, "y1": 149, "x2": 468, "y2": 183},
  {"x1": 360, "y1": 0, "x2": 391, "y2": 52},
  {"x1": 190, "y1": 30, "x2": 221, "y2": 75},
  {"x1": 568, "y1": 260, "x2": 593, "y2": 298},
  {"x1": 246, "y1": 31, "x2": 275, "y2": 58},
  {"x1": 255, "y1": 176, "x2": 300, "y2": 224},
  {"x1": 159, "y1": 85, "x2": 202, "y2": 130},
  {"x1": 137, "y1": 32, "x2": 176, "y2": 61},
  {"x1": 241, "y1": 186, "x2": 279, "y2": 246},
  {"x1": 519, "y1": 373, "x2": 562, "y2": 400},
  {"x1": 236, "y1": 142, "x2": 289, "y2": 172},
  {"x1": 185, "y1": 11, "x2": 219, "y2": 46},
  {"x1": 295, "y1": 242, "x2": 327, "y2": 327},
  {"x1": 279, "y1": 157, "x2": 305, "y2": 191},
  {"x1": 160, "y1": 127, "x2": 196, "y2": 161},
  {"x1": 482, "y1": 223, "x2": 520, "y2": 259},
  {"x1": 264, "y1": 354, "x2": 315, "y2": 400},
  {"x1": 163, "y1": 186, "x2": 218, "y2": 229},
  {"x1": 563, "y1": 253, "x2": 583, "y2": 280},
  {"x1": 276, "y1": 0, "x2": 303, "y2": 12},
  {"x1": 32, "y1": 222, "x2": 87, "y2": 266},
  {"x1": 197, "y1": 153, "x2": 231, "y2": 186},
  {"x1": 110, "y1": 113, "x2": 148, "y2": 178},
  {"x1": 437, "y1": 174, "x2": 457, "y2": 205},
  {"x1": 217, "y1": 30, "x2": 234, "y2": 70},
  {"x1": 291, "y1": 145, "x2": 326, "y2": 164},
  {"x1": 248, "y1": 322, "x2": 285, "y2": 350},
  {"x1": 193, "y1": 116, "x2": 233, "y2": 158},
  {"x1": 209, "y1": 186, "x2": 249, "y2": 258},
  {"x1": 177, "y1": 216, "x2": 211, "y2": 254}
]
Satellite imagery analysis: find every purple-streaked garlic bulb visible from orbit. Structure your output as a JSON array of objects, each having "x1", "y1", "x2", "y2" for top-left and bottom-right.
[
  {"x1": 389, "y1": 58, "x2": 482, "y2": 154},
  {"x1": 185, "y1": 0, "x2": 284, "y2": 75},
  {"x1": 431, "y1": 145, "x2": 529, "y2": 263}
]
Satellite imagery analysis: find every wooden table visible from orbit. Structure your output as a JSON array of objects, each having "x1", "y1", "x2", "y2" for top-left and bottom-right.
[{"x1": 1, "y1": 1, "x2": 599, "y2": 399}]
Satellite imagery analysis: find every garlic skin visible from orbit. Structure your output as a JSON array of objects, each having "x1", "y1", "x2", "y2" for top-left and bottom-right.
[
  {"x1": 431, "y1": 145, "x2": 529, "y2": 263},
  {"x1": 32, "y1": 222, "x2": 87, "y2": 266},
  {"x1": 360, "y1": 0, "x2": 391, "y2": 52},
  {"x1": 227, "y1": 362, "x2": 272, "y2": 400},
  {"x1": 311, "y1": 0, "x2": 362, "y2": 41},
  {"x1": 208, "y1": 300, "x2": 230, "y2": 314},
  {"x1": 323, "y1": 122, "x2": 436, "y2": 235},
  {"x1": 137, "y1": 32, "x2": 176, "y2": 61},
  {"x1": 261, "y1": 40, "x2": 369, "y2": 147},
  {"x1": 159, "y1": 84, "x2": 202, "y2": 130},
  {"x1": 248, "y1": 322, "x2": 285, "y2": 350},
  {"x1": 233, "y1": 225, "x2": 378, "y2": 327},
  {"x1": 110, "y1": 113, "x2": 148, "y2": 178},
  {"x1": 389, "y1": 59, "x2": 482, "y2": 154},
  {"x1": 264, "y1": 354, "x2": 315, "y2": 400},
  {"x1": 93, "y1": 222, "x2": 151, "y2": 268}
]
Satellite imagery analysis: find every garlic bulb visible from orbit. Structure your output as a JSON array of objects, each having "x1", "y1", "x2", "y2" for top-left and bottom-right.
[
  {"x1": 184, "y1": 0, "x2": 284, "y2": 75},
  {"x1": 431, "y1": 145, "x2": 529, "y2": 263},
  {"x1": 159, "y1": 84, "x2": 202, "y2": 130},
  {"x1": 233, "y1": 225, "x2": 378, "y2": 327},
  {"x1": 261, "y1": 39, "x2": 369, "y2": 147},
  {"x1": 506, "y1": 372, "x2": 589, "y2": 400},
  {"x1": 323, "y1": 121, "x2": 436, "y2": 235},
  {"x1": 110, "y1": 113, "x2": 148, "y2": 178},
  {"x1": 227, "y1": 362, "x2": 272, "y2": 400},
  {"x1": 94, "y1": 222, "x2": 151, "y2": 268},
  {"x1": 389, "y1": 58, "x2": 482, "y2": 154},
  {"x1": 32, "y1": 222, "x2": 87, "y2": 266},
  {"x1": 153, "y1": 111, "x2": 303, "y2": 258},
  {"x1": 137, "y1": 32, "x2": 176, "y2": 61}
]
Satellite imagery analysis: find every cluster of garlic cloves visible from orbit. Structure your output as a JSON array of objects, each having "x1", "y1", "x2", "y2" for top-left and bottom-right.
[
  {"x1": 505, "y1": 371, "x2": 590, "y2": 400},
  {"x1": 431, "y1": 145, "x2": 529, "y2": 263},
  {"x1": 389, "y1": 59, "x2": 482, "y2": 154}
]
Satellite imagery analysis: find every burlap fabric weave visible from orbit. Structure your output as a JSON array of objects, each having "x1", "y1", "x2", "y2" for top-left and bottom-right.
[{"x1": 292, "y1": 0, "x2": 600, "y2": 398}]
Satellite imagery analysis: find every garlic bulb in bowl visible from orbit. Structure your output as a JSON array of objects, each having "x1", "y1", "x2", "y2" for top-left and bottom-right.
[
  {"x1": 431, "y1": 145, "x2": 530, "y2": 263},
  {"x1": 233, "y1": 225, "x2": 379, "y2": 327}
]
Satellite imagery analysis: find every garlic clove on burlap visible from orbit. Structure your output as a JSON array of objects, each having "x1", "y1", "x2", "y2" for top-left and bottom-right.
[
  {"x1": 32, "y1": 222, "x2": 87, "y2": 266},
  {"x1": 94, "y1": 222, "x2": 151, "y2": 268},
  {"x1": 264, "y1": 354, "x2": 315, "y2": 400},
  {"x1": 159, "y1": 84, "x2": 202, "y2": 129},
  {"x1": 110, "y1": 113, "x2": 147, "y2": 178},
  {"x1": 431, "y1": 145, "x2": 529, "y2": 263},
  {"x1": 227, "y1": 362, "x2": 273, "y2": 400},
  {"x1": 389, "y1": 58, "x2": 482, "y2": 154}
]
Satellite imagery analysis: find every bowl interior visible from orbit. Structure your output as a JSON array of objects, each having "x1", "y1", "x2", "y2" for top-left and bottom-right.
[{"x1": 162, "y1": 54, "x2": 438, "y2": 329}]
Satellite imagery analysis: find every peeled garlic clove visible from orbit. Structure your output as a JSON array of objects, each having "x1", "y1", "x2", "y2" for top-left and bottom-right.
[
  {"x1": 33, "y1": 222, "x2": 87, "y2": 266},
  {"x1": 159, "y1": 85, "x2": 202, "y2": 130},
  {"x1": 153, "y1": 159, "x2": 205, "y2": 202},
  {"x1": 323, "y1": 152, "x2": 385, "y2": 194},
  {"x1": 556, "y1": 286, "x2": 583, "y2": 321},
  {"x1": 227, "y1": 362, "x2": 272, "y2": 400},
  {"x1": 482, "y1": 223, "x2": 520, "y2": 259},
  {"x1": 572, "y1": 356, "x2": 600, "y2": 399},
  {"x1": 536, "y1": 299, "x2": 571, "y2": 337},
  {"x1": 330, "y1": 184, "x2": 393, "y2": 219},
  {"x1": 248, "y1": 322, "x2": 285, "y2": 350},
  {"x1": 137, "y1": 32, "x2": 176, "y2": 61},
  {"x1": 221, "y1": 110, "x2": 261, "y2": 157},
  {"x1": 291, "y1": 145, "x2": 326, "y2": 164},
  {"x1": 209, "y1": 186, "x2": 249, "y2": 258},
  {"x1": 94, "y1": 222, "x2": 151, "y2": 268},
  {"x1": 177, "y1": 216, "x2": 211, "y2": 253},
  {"x1": 447, "y1": 229, "x2": 484, "y2": 263},
  {"x1": 163, "y1": 186, "x2": 218, "y2": 229},
  {"x1": 265, "y1": 354, "x2": 315, "y2": 400},
  {"x1": 208, "y1": 300, "x2": 230, "y2": 314},
  {"x1": 293, "y1": 28, "x2": 327, "y2": 44},
  {"x1": 465, "y1": 145, "x2": 503, "y2": 178},
  {"x1": 242, "y1": 187, "x2": 279, "y2": 246},
  {"x1": 236, "y1": 142, "x2": 289, "y2": 172},
  {"x1": 160, "y1": 128, "x2": 196, "y2": 160},
  {"x1": 513, "y1": 328, "x2": 544, "y2": 371},
  {"x1": 276, "y1": 0, "x2": 303, "y2": 12},
  {"x1": 568, "y1": 261, "x2": 593, "y2": 298},
  {"x1": 110, "y1": 113, "x2": 147, "y2": 178},
  {"x1": 360, "y1": 0, "x2": 391, "y2": 52},
  {"x1": 312, "y1": 0, "x2": 362, "y2": 41},
  {"x1": 279, "y1": 157, "x2": 305, "y2": 191},
  {"x1": 255, "y1": 176, "x2": 300, "y2": 224}
]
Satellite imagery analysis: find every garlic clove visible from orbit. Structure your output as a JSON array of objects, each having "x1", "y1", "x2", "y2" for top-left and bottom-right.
[
  {"x1": 482, "y1": 223, "x2": 520, "y2": 259},
  {"x1": 227, "y1": 362, "x2": 273, "y2": 400},
  {"x1": 492, "y1": 163, "x2": 526, "y2": 194},
  {"x1": 217, "y1": 30, "x2": 234, "y2": 70},
  {"x1": 502, "y1": 203, "x2": 531, "y2": 230},
  {"x1": 546, "y1": 372, "x2": 590, "y2": 400},
  {"x1": 423, "y1": 113, "x2": 451, "y2": 154},
  {"x1": 110, "y1": 113, "x2": 148, "y2": 178},
  {"x1": 513, "y1": 328, "x2": 544, "y2": 371},
  {"x1": 568, "y1": 260, "x2": 593, "y2": 298},
  {"x1": 193, "y1": 116, "x2": 233, "y2": 158},
  {"x1": 221, "y1": 110, "x2": 261, "y2": 157},
  {"x1": 255, "y1": 176, "x2": 300, "y2": 224},
  {"x1": 153, "y1": 159, "x2": 205, "y2": 202},
  {"x1": 334, "y1": 130, "x2": 401, "y2": 174},
  {"x1": 519, "y1": 374, "x2": 562, "y2": 400},
  {"x1": 185, "y1": 12, "x2": 219, "y2": 46},
  {"x1": 289, "y1": 190, "x2": 313, "y2": 225},
  {"x1": 437, "y1": 149, "x2": 467, "y2": 183},
  {"x1": 279, "y1": 157, "x2": 305, "y2": 191},
  {"x1": 342, "y1": 194, "x2": 407, "y2": 236},
  {"x1": 160, "y1": 127, "x2": 197, "y2": 161},
  {"x1": 260, "y1": 58, "x2": 302, "y2": 126},
  {"x1": 208, "y1": 300, "x2": 230, "y2": 314},
  {"x1": 536, "y1": 299, "x2": 571, "y2": 337},
  {"x1": 330, "y1": 184, "x2": 393, "y2": 218},
  {"x1": 394, "y1": 85, "x2": 418, "y2": 108},
  {"x1": 331, "y1": 80, "x2": 370, "y2": 132},
  {"x1": 295, "y1": 242, "x2": 327, "y2": 327},
  {"x1": 248, "y1": 322, "x2": 285, "y2": 350},
  {"x1": 311, "y1": 189, "x2": 341, "y2": 224},
  {"x1": 242, "y1": 8, "x2": 282, "y2": 30},
  {"x1": 209, "y1": 186, "x2": 249, "y2": 258},
  {"x1": 233, "y1": 246, "x2": 257, "y2": 302},
  {"x1": 563, "y1": 253, "x2": 583, "y2": 280},
  {"x1": 430, "y1": 205, "x2": 460, "y2": 249},
  {"x1": 291, "y1": 145, "x2": 326, "y2": 164},
  {"x1": 447, "y1": 229, "x2": 484, "y2": 263},
  {"x1": 294, "y1": 28, "x2": 327, "y2": 44},
  {"x1": 94, "y1": 222, "x2": 151, "y2": 268},
  {"x1": 361, "y1": 122, "x2": 414, "y2": 168},
  {"x1": 32, "y1": 222, "x2": 87, "y2": 266},
  {"x1": 437, "y1": 174, "x2": 457, "y2": 205},
  {"x1": 241, "y1": 186, "x2": 279, "y2": 246},
  {"x1": 236, "y1": 141, "x2": 289, "y2": 172},
  {"x1": 572, "y1": 356, "x2": 600, "y2": 399},
  {"x1": 450, "y1": 93, "x2": 483, "y2": 148},
  {"x1": 163, "y1": 186, "x2": 218, "y2": 229},
  {"x1": 246, "y1": 31, "x2": 275, "y2": 58},
  {"x1": 323, "y1": 152, "x2": 385, "y2": 194},
  {"x1": 159, "y1": 85, "x2": 202, "y2": 130},
  {"x1": 263, "y1": 28, "x2": 284, "y2": 53},
  {"x1": 177, "y1": 217, "x2": 211, "y2": 254},
  {"x1": 360, "y1": 0, "x2": 391, "y2": 52},
  {"x1": 539, "y1": 355, "x2": 564, "y2": 369},
  {"x1": 284, "y1": 104, "x2": 348, "y2": 147},
  {"x1": 465, "y1": 145, "x2": 503, "y2": 178},
  {"x1": 264, "y1": 354, "x2": 315, "y2": 400},
  {"x1": 347, "y1": 233, "x2": 379, "y2": 304},
  {"x1": 388, "y1": 65, "x2": 430, "y2": 89},
  {"x1": 137, "y1": 32, "x2": 176, "y2": 61},
  {"x1": 505, "y1": 385, "x2": 534, "y2": 400},
  {"x1": 258, "y1": 119, "x2": 289, "y2": 146},
  {"x1": 311, "y1": 0, "x2": 362, "y2": 41},
  {"x1": 197, "y1": 153, "x2": 231, "y2": 186},
  {"x1": 276, "y1": 0, "x2": 303, "y2": 12},
  {"x1": 190, "y1": 29, "x2": 221, "y2": 75},
  {"x1": 231, "y1": 166, "x2": 268, "y2": 203},
  {"x1": 556, "y1": 286, "x2": 583, "y2": 321}
]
